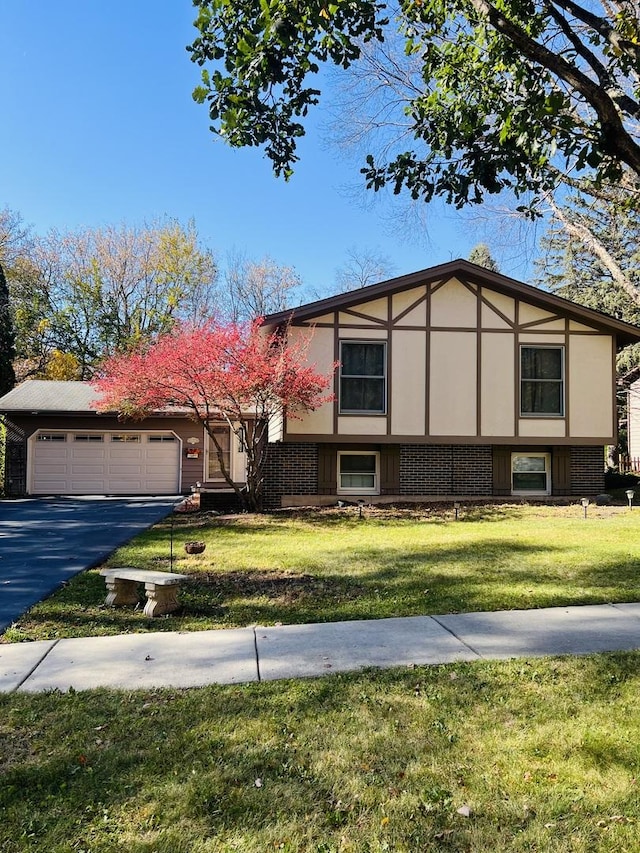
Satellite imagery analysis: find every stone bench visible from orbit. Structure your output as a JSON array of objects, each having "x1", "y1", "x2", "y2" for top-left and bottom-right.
[{"x1": 100, "y1": 568, "x2": 189, "y2": 617}]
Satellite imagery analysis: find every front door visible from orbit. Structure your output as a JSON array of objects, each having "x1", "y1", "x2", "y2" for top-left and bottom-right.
[{"x1": 207, "y1": 426, "x2": 231, "y2": 482}]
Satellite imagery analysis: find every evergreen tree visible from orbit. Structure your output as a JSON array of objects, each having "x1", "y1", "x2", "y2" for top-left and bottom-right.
[
  {"x1": 468, "y1": 244, "x2": 499, "y2": 272},
  {"x1": 0, "y1": 262, "x2": 16, "y2": 396},
  {"x1": 535, "y1": 193, "x2": 640, "y2": 373}
]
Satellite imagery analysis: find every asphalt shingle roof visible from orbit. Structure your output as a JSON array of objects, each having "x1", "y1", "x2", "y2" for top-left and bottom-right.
[{"x1": 0, "y1": 381, "x2": 102, "y2": 412}]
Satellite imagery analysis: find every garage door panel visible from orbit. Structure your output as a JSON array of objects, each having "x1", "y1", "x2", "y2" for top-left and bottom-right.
[
  {"x1": 34, "y1": 462, "x2": 68, "y2": 475},
  {"x1": 31, "y1": 431, "x2": 180, "y2": 495},
  {"x1": 108, "y1": 479, "x2": 144, "y2": 492},
  {"x1": 109, "y1": 465, "x2": 144, "y2": 475},
  {"x1": 72, "y1": 465, "x2": 107, "y2": 477}
]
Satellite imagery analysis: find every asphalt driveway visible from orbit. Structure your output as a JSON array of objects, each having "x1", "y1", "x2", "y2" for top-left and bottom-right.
[{"x1": 0, "y1": 496, "x2": 178, "y2": 633}]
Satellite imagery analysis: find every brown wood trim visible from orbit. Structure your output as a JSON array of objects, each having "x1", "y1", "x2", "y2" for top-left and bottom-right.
[
  {"x1": 333, "y1": 313, "x2": 339, "y2": 435},
  {"x1": 430, "y1": 278, "x2": 447, "y2": 295},
  {"x1": 518, "y1": 329, "x2": 577, "y2": 335},
  {"x1": 456, "y1": 274, "x2": 479, "y2": 297},
  {"x1": 425, "y1": 282, "x2": 432, "y2": 436},
  {"x1": 514, "y1": 300, "x2": 520, "y2": 438},
  {"x1": 476, "y1": 286, "x2": 482, "y2": 437},
  {"x1": 330, "y1": 323, "x2": 391, "y2": 331},
  {"x1": 518, "y1": 314, "x2": 563, "y2": 330},
  {"x1": 564, "y1": 320, "x2": 570, "y2": 438},
  {"x1": 387, "y1": 295, "x2": 392, "y2": 435},
  {"x1": 479, "y1": 290, "x2": 516, "y2": 329},
  {"x1": 392, "y1": 288, "x2": 428, "y2": 324},
  {"x1": 282, "y1": 433, "x2": 614, "y2": 445},
  {"x1": 340, "y1": 307, "x2": 388, "y2": 326}
]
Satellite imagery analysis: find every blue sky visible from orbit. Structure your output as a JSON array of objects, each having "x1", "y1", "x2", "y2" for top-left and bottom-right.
[{"x1": 0, "y1": 2, "x2": 539, "y2": 298}]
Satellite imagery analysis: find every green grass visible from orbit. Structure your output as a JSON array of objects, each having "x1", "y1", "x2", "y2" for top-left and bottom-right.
[
  {"x1": 5, "y1": 502, "x2": 640, "y2": 642},
  {"x1": 2, "y1": 653, "x2": 640, "y2": 852}
]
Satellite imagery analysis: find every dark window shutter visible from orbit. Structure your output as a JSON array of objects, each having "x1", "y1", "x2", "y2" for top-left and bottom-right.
[
  {"x1": 552, "y1": 446, "x2": 571, "y2": 495},
  {"x1": 318, "y1": 445, "x2": 337, "y2": 494},
  {"x1": 492, "y1": 446, "x2": 511, "y2": 495},
  {"x1": 380, "y1": 445, "x2": 400, "y2": 494}
]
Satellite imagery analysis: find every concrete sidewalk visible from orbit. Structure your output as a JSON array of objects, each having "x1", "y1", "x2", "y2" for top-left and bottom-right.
[{"x1": 2, "y1": 601, "x2": 640, "y2": 693}]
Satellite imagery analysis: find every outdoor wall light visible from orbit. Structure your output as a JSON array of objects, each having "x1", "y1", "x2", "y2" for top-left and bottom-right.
[
  {"x1": 453, "y1": 501, "x2": 461, "y2": 521},
  {"x1": 626, "y1": 489, "x2": 635, "y2": 510},
  {"x1": 581, "y1": 497, "x2": 590, "y2": 519},
  {"x1": 196, "y1": 481, "x2": 202, "y2": 491}
]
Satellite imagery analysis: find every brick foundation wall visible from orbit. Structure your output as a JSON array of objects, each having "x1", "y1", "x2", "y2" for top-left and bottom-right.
[
  {"x1": 263, "y1": 442, "x2": 604, "y2": 507},
  {"x1": 263, "y1": 443, "x2": 318, "y2": 509},
  {"x1": 400, "y1": 445, "x2": 493, "y2": 496},
  {"x1": 570, "y1": 446, "x2": 605, "y2": 495}
]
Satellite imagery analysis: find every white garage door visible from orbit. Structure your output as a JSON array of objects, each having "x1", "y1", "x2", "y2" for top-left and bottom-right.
[{"x1": 30, "y1": 431, "x2": 180, "y2": 495}]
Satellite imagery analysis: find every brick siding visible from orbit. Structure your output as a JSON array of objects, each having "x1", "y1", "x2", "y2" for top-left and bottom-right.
[
  {"x1": 400, "y1": 444, "x2": 493, "y2": 496},
  {"x1": 262, "y1": 442, "x2": 603, "y2": 507},
  {"x1": 263, "y1": 442, "x2": 318, "y2": 509}
]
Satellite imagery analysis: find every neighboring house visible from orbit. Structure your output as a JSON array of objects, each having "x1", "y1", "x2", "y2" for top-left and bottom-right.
[
  {"x1": 3, "y1": 260, "x2": 640, "y2": 504},
  {"x1": 0, "y1": 381, "x2": 246, "y2": 497},
  {"x1": 259, "y1": 260, "x2": 640, "y2": 508},
  {"x1": 625, "y1": 370, "x2": 640, "y2": 465}
]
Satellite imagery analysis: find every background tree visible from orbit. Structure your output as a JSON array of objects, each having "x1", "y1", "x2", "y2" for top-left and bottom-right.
[
  {"x1": 189, "y1": 0, "x2": 640, "y2": 212},
  {"x1": 535, "y1": 191, "x2": 640, "y2": 373},
  {"x1": 93, "y1": 321, "x2": 335, "y2": 511},
  {"x1": 222, "y1": 252, "x2": 302, "y2": 322},
  {"x1": 8, "y1": 219, "x2": 218, "y2": 379},
  {"x1": 0, "y1": 263, "x2": 16, "y2": 396},
  {"x1": 468, "y1": 244, "x2": 499, "y2": 272},
  {"x1": 334, "y1": 246, "x2": 396, "y2": 292}
]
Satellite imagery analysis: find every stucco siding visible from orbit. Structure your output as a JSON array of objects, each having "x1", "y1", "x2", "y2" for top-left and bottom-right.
[
  {"x1": 431, "y1": 278, "x2": 477, "y2": 327},
  {"x1": 286, "y1": 325, "x2": 334, "y2": 435},
  {"x1": 481, "y1": 333, "x2": 515, "y2": 436},
  {"x1": 569, "y1": 335, "x2": 614, "y2": 437},
  {"x1": 391, "y1": 330, "x2": 426, "y2": 435},
  {"x1": 429, "y1": 332, "x2": 477, "y2": 435}
]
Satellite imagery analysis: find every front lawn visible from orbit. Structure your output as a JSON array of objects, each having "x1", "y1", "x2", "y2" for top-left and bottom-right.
[
  {"x1": 2, "y1": 653, "x2": 640, "y2": 852},
  {"x1": 4, "y1": 503, "x2": 640, "y2": 642}
]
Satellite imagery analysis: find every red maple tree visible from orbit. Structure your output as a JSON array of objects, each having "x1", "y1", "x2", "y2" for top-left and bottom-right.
[{"x1": 93, "y1": 320, "x2": 335, "y2": 510}]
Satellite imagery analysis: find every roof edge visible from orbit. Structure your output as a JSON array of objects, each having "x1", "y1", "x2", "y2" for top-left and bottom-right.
[{"x1": 263, "y1": 259, "x2": 640, "y2": 348}]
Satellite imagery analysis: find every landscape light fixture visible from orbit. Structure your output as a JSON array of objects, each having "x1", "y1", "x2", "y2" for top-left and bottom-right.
[
  {"x1": 581, "y1": 497, "x2": 590, "y2": 519},
  {"x1": 453, "y1": 501, "x2": 461, "y2": 521},
  {"x1": 357, "y1": 499, "x2": 366, "y2": 520},
  {"x1": 626, "y1": 489, "x2": 635, "y2": 510}
]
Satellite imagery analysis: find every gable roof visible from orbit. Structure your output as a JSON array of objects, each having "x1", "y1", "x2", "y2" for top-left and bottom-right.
[
  {"x1": 0, "y1": 380, "x2": 102, "y2": 413},
  {"x1": 263, "y1": 259, "x2": 640, "y2": 349}
]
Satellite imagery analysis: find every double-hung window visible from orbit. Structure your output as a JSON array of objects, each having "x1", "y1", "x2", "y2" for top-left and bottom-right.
[
  {"x1": 520, "y1": 346, "x2": 564, "y2": 416},
  {"x1": 338, "y1": 451, "x2": 380, "y2": 494},
  {"x1": 512, "y1": 453, "x2": 551, "y2": 495},
  {"x1": 339, "y1": 341, "x2": 386, "y2": 414}
]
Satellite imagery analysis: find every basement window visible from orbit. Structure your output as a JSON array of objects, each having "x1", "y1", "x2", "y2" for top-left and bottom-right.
[
  {"x1": 511, "y1": 453, "x2": 551, "y2": 496},
  {"x1": 337, "y1": 451, "x2": 380, "y2": 495}
]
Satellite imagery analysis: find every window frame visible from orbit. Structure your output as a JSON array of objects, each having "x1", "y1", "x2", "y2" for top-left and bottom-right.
[
  {"x1": 520, "y1": 345, "x2": 565, "y2": 418},
  {"x1": 338, "y1": 340, "x2": 387, "y2": 415},
  {"x1": 337, "y1": 450, "x2": 380, "y2": 495},
  {"x1": 511, "y1": 452, "x2": 552, "y2": 496}
]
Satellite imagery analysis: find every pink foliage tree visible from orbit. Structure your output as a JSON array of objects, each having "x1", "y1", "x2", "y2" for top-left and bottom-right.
[{"x1": 93, "y1": 320, "x2": 335, "y2": 510}]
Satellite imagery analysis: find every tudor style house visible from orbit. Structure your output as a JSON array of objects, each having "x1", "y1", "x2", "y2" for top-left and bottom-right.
[
  {"x1": 259, "y1": 260, "x2": 640, "y2": 507},
  {"x1": 2, "y1": 260, "x2": 640, "y2": 504}
]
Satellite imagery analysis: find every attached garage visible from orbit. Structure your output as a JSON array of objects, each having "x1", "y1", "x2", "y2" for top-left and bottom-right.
[{"x1": 30, "y1": 430, "x2": 181, "y2": 495}]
